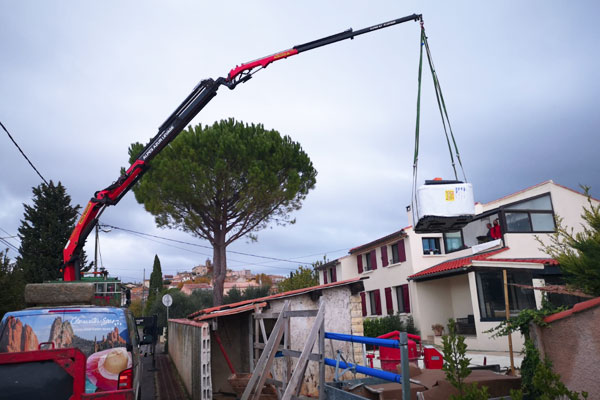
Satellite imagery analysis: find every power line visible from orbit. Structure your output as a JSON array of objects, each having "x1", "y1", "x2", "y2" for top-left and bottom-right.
[
  {"x1": 100, "y1": 223, "x2": 315, "y2": 266},
  {"x1": 1, "y1": 121, "x2": 49, "y2": 185}
]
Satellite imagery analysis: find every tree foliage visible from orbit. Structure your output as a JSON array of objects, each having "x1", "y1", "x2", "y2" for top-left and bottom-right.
[
  {"x1": 223, "y1": 285, "x2": 271, "y2": 305},
  {"x1": 278, "y1": 265, "x2": 319, "y2": 293},
  {"x1": 145, "y1": 255, "x2": 163, "y2": 315},
  {"x1": 147, "y1": 288, "x2": 213, "y2": 329},
  {"x1": 16, "y1": 181, "x2": 85, "y2": 283},
  {"x1": 538, "y1": 186, "x2": 600, "y2": 296},
  {"x1": 0, "y1": 249, "x2": 25, "y2": 319},
  {"x1": 442, "y1": 319, "x2": 489, "y2": 400},
  {"x1": 128, "y1": 119, "x2": 316, "y2": 305}
]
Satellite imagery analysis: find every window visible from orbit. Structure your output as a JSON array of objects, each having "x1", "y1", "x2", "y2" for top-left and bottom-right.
[
  {"x1": 503, "y1": 194, "x2": 555, "y2": 233},
  {"x1": 444, "y1": 231, "x2": 464, "y2": 253},
  {"x1": 329, "y1": 267, "x2": 337, "y2": 283},
  {"x1": 364, "y1": 251, "x2": 376, "y2": 271},
  {"x1": 391, "y1": 244, "x2": 400, "y2": 263},
  {"x1": 390, "y1": 241, "x2": 406, "y2": 263},
  {"x1": 475, "y1": 270, "x2": 536, "y2": 320},
  {"x1": 422, "y1": 238, "x2": 441, "y2": 255},
  {"x1": 395, "y1": 284, "x2": 410, "y2": 313},
  {"x1": 369, "y1": 289, "x2": 381, "y2": 315}
]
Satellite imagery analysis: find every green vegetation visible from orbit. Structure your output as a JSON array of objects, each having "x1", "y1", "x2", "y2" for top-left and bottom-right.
[
  {"x1": 223, "y1": 285, "x2": 271, "y2": 304},
  {"x1": 0, "y1": 249, "x2": 25, "y2": 319},
  {"x1": 442, "y1": 319, "x2": 489, "y2": 400},
  {"x1": 16, "y1": 181, "x2": 88, "y2": 283},
  {"x1": 144, "y1": 254, "x2": 163, "y2": 315},
  {"x1": 147, "y1": 288, "x2": 214, "y2": 329},
  {"x1": 277, "y1": 265, "x2": 319, "y2": 293},
  {"x1": 488, "y1": 301, "x2": 588, "y2": 399},
  {"x1": 537, "y1": 186, "x2": 600, "y2": 296},
  {"x1": 363, "y1": 314, "x2": 419, "y2": 339},
  {"x1": 128, "y1": 119, "x2": 316, "y2": 306}
]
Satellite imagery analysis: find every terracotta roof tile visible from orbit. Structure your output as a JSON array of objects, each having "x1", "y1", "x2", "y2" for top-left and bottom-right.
[
  {"x1": 408, "y1": 248, "x2": 510, "y2": 280},
  {"x1": 187, "y1": 277, "x2": 363, "y2": 319},
  {"x1": 544, "y1": 296, "x2": 600, "y2": 324}
]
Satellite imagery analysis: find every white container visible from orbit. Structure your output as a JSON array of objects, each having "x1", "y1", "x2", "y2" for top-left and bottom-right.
[{"x1": 416, "y1": 181, "x2": 475, "y2": 219}]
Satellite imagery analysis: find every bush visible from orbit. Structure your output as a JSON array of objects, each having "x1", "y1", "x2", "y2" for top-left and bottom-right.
[
  {"x1": 223, "y1": 285, "x2": 271, "y2": 304},
  {"x1": 363, "y1": 314, "x2": 420, "y2": 339}
]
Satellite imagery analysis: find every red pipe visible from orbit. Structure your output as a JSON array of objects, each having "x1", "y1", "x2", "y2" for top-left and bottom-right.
[{"x1": 214, "y1": 331, "x2": 236, "y2": 375}]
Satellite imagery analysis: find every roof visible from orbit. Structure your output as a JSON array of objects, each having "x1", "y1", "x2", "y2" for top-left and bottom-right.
[
  {"x1": 349, "y1": 229, "x2": 408, "y2": 254},
  {"x1": 482, "y1": 180, "x2": 600, "y2": 207},
  {"x1": 187, "y1": 277, "x2": 364, "y2": 321},
  {"x1": 408, "y1": 248, "x2": 558, "y2": 281},
  {"x1": 544, "y1": 296, "x2": 600, "y2": 324}
]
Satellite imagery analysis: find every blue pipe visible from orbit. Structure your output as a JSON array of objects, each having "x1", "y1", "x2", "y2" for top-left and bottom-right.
[
  {"x1": 324, "y1": 358, "x2": 402, "y2": 383},
  {"x1": 324, "y1": 332, "x2": 399, "y2": 348}
]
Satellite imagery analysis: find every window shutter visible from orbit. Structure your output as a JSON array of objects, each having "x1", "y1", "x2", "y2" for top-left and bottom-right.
[
  {"x1": 374, "y1": 290, "x2": 382, "y2": 315},
  {"x1": 370, "y1": 251, "x2": 378, "y2": 270},
  {"x1": 402, "y1": 284, "x2": 411, "y2": 313},
  {"x1": 360, "y1": 292, "x2": 367, "y2": 316},
  {"x1": 357, "y1": 255, "x2": 363, "y2": 274},
  {"x1": 381, "y1": 246, "x2": 389, "y2": 267},
  {"x1": 384, "y1": 287, "x2": 393, "y2": 315},
  {"x1": 323, "y1": 270, "x2": 328, "y2": 284},
  {"x1": 398, "y1": 240, "x2": 406, "y2": 262},
  {"x1": 331, "y1": 266, "x2": 337, "y2": 282}
]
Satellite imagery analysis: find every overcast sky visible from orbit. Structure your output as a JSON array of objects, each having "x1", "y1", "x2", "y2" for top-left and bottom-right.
[{"x1": 1, "y1": 1, "x2": 599, "y2": 283}]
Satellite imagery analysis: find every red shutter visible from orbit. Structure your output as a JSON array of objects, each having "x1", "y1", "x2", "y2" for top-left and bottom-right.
[
  {"x1": 360, "y1": 292, "x2": 367, "y2": 316},
  {"x1": 331, "y1": 266, "x2": 337, "y2": 282},
  {"x1": 402, "y1": 284, "x2": 411, "y2": 313},
  {"x1": 398, "y1": 240, "x2": 406, "y2": 262},
  {"x1": 370, "y1": 251, "x2": 377, "y2": 270},
  {"x1": 357, "y1": 255, "x2": 363, "y2": 274},
  {"x1": 323, "y1": 270, "x2": 327, "y2": 284},
  {"x1": 374, "y1": 290, "x2": 382, "y2": 315},
  {"x1": 381, "y1": 246, "x2": 389, "y2": 267},
  {"x1": 385, "y1": 287, "x2": 393, "y2": 315}
]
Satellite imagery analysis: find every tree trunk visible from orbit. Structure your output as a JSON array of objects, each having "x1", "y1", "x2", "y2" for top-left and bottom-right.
[{"x1": 212, "y1": 230, "x2": 227, "y2": 306}]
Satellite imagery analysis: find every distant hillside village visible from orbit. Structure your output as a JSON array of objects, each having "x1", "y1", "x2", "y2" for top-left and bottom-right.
[{"x1": 126, "y1": 261, "x2": 286, "y2": 302}]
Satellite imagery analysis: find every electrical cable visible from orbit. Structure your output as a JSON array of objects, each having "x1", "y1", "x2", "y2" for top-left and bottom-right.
[
  {"x1": 1, "y1": 121, "x2": 49, "y2": 186},
  {"x1": 100, "y1": 223, "x2": 315, "y2": 266}
]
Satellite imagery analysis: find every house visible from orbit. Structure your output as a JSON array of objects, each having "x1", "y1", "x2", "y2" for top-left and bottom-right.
[
  {"x1": 180, "y1": 283, "x2": 212, "y2": 296},
  {"x1": 317, "y1": 181, "x2": 597, "y2": 351}
]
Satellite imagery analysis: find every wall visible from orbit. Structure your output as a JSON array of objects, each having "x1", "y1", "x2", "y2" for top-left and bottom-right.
[
  {"x1": 267, "y1": 286, "x2": 359, "y2": 397},
  {"x1": 531, "y1": 300, "x2": 600, "y2": 397},
  {"x1": 210, "y1": 311, "x2": 251, "y2": 394},
  {"x1": 169, "y1": 319, "x2": 212, "y2": 400}
]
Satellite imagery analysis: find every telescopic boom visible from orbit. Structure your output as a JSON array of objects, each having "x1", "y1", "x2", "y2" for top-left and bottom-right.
[{"x1": 62, "y1": 13, "x2": 422, "y2": 281}]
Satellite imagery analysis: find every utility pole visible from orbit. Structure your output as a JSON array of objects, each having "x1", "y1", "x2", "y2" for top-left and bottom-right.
[{"x1": 141, "y1": 268, "x2": 146, "y2": 316}]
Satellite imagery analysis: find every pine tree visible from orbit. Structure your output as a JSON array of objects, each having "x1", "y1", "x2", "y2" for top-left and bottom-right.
[
  {"x1": 145, "y1": 254, "x2": 163, "y2": 314},
  {"x1": 16, "y1": 181, "x2": 81, "y2": 283}
]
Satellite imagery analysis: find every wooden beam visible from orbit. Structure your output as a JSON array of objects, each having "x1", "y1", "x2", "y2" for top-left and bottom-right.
[
  {"x1": 281, "y1": 302, "x2": 325, "y2": 400},
  {"x1": 241, "y1": 300, "x2": 290, "y2": 400}
]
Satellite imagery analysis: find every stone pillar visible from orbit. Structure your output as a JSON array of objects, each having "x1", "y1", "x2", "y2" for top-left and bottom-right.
[{"x1": 349, "y1": 293, "x2": 365, "y2": 363}]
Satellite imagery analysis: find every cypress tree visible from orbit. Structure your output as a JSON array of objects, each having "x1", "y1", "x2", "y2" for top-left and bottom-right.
[
  {"x1": 145, "y1": 254, "x2": 163, "y2": 314},
  {"x1": 16, "y1": 181, "x2": 81, "y2": 283}
]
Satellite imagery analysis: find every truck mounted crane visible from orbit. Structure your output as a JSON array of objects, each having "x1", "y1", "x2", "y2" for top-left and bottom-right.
[{"x1": 62, "y1": 13, "x2": 422, "y2": 281}]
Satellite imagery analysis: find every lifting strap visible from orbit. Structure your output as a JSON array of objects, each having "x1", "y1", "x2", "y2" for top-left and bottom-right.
[{"x1": 412, "y1": 22, "x2": 468, "y2": 217}]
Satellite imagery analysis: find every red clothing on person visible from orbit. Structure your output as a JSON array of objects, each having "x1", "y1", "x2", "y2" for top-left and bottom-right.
[{"x1": 491, "y1": 224, "x2": 501, "y2": 239}]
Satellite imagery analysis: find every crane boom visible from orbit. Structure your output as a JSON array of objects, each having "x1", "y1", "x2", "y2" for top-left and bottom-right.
[{"x1": 63, "y1": 13, "x2": 422, "y2": 281}]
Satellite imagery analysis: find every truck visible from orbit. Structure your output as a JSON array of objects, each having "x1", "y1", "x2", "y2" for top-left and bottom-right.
[{"x1": 0, "y1": 14, "x2": 422, "y2": 399}]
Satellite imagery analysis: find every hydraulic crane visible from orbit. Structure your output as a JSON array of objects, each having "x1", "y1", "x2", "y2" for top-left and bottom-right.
[{"x1": 63, "y1": 13, "x2": 422, "y2": 281}]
